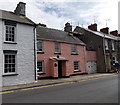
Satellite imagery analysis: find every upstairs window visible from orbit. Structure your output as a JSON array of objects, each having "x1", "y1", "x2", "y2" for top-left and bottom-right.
[
  {"x1": 111, "y1": 41, "x2": 115, "y2": 51},
  {"x1": 55, "y1": 42, "x2": 61, "y2": 53},
  {"x1": 105, "y1": 39, "x2": 109, "y2": 50},
  {"x1": 37, "y1": 41, "x2": 43, "y2": 52},
  {"x1": 71, "y1": 44, "x2": 77, "y2": 54},
  {"x1": 4, "y1": 20, "x2": 16, "y2": 43}
]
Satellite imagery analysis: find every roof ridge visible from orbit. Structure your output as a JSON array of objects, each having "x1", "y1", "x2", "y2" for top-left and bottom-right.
[{"x1": 38, "y1": 25, "x2": 66, "y2": 33}]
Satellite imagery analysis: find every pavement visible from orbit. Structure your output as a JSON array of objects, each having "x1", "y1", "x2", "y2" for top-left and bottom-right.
[{"x1": 1, "y1": 73, "x2": 117, "y2": 92}]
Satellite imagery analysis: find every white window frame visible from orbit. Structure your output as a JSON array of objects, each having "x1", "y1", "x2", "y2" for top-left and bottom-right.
[
  {"x1": 74, "y1": 61, "x2": 80, "y2": 72},
  {"x1": 37, "y1": 61, "x2": 44, "y2": 74},
  {"x1": 71, "y1": 44, "x2": 77, "y2": 54},
  {"x1": 37, "y1": 41, "x2": 44, "y2": 52},
  {"x1": 105, "y1": 39, "x2": 109, "y2": 50},
  {"x1": 3, "y1": 53, "x2": 16, "y2": 75},
  {"x1": 111, "y1": 41, "x2": 115, "y2": 51},
  {"x1": 54, "y1": 42, "x2": 61, "y2": 53},
  {"x1": 5, "y1": 25, "x2": 16, "y2": 43}
]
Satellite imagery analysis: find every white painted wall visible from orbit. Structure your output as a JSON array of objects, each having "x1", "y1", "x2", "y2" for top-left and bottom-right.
[
  {"x1": 0, "y1": 20, "x2": 3, "y2": 88},
  {"x1": 0, "y1": 11, "x2": 3, "y2": 104},
  {"x1": 2, "y1": 21, "x2": 35, "y2": 86}
]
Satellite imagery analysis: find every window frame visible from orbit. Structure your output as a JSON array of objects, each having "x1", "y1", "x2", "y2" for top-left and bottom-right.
[
  {"x1": 54, "y1": 42, "x2": 61, "y2": 54},
  {"x1": 37, "y1": 61, "x2": 44, "y2": 74},
  {"x1": 112, "y1": 56, "x2": 117, "y2": 64},
  {"x1": 111, "y1": 41, "x2": 115, "y2": 51},
  {"x1": 4, "y1": 25, "x2": 16, "y2": 43},
  {"x1": 74, "y1": 61, "x2": 80, "y2": 72},
  {"x1": 3, "y1": 53, "x2": 17, "y2": 75},
  {"x1": 37, "y1": 41, "x2": 44, "y2": 53},
  {"x1": 104, "y1": 39, "x2": 109, "y2": 50},
  {"x1": 71, "y1": 44, "x2": 78, "y2": 54}
]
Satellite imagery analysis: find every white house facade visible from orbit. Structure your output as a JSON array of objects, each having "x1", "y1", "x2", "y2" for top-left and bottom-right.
[{"x1": 0, "y1": 2, "x2": 36, "y2": 86}]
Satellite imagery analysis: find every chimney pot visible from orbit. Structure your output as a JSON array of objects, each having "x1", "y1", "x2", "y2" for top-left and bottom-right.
[
  {"x1": 88, "y1": 23, "x2": 97, "y2": 31},
  {"x1": 100, "y1": 27, "x2": 109, "y2": 34},
  {"x1": 110, "y1": 30, "x2": 118, "y2": 36}
]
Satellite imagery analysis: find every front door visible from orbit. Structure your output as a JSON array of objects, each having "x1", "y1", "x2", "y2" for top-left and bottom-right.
[{"x1": 58, "y1": 61, "x2": 62, "y2": 77}]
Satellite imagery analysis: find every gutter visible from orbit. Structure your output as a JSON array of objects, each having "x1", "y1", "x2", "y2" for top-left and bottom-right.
[{"x1": 33, "y1": 24, "x2": 37, "y2": 81}]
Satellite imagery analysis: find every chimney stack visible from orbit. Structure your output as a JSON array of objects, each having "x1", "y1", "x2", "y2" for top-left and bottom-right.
[
  {"x1": 14, "y1": 2, "x2": 26, "y2": 16},
  {"x1": 110, "y1": 30, "x2": 118, "y2": 36},
  {"x1": 88, "y1": 23, "x2": 97, "y2": 31},
  {"x1": 64, "y1": 23, "x2": 72, "y2": 32},
  {"x1": 100, "y1": 27, "x2": 109, "y2": 34}
]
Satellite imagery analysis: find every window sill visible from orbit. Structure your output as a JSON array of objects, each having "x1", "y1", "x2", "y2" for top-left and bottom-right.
[
  {"x1": 71, "y1": 53, "x2": 78, "y2": 55},
  {"x1": 4, "y1": 42, "x2": 17, "y2": 44},
  {"x1": 54, "y1": 52, "x2": 61, "y2": 54},
  {"x1": 37, "y1": 73, "x2": 46, "y2": 75},
  {"x1": 74, "y1": 70, "x2": 81, "y2": 73},
  {"x1": 37, "y1": 51, "x2": 44, "y2": 54},
  {"x1": 2, "y1": 73, "x2": 18, "y2": 77}
]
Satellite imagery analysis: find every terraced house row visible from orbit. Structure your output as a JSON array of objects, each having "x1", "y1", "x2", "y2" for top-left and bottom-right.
[{"x1": 0, "y1": 2, "x2": 120, "y2": 86}]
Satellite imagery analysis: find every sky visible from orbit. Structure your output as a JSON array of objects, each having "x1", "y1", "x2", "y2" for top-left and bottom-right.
[{"x1": 0, "y1": 0, "x2": 119, "y2": 33}]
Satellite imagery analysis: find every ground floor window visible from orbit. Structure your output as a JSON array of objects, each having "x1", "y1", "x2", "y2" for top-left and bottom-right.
[
  {"x1": 4, "y1": 54, "x2": 16, "y2": 74},
  {"x1": 37, "y1": 61, "x2": 44, "y2": 74},
  {"x1": 112, "y1": 56, "x2": 117, "y2": 64},
  {"x1": 74, "y1": 61, "x2": 80, "y2": 72}
]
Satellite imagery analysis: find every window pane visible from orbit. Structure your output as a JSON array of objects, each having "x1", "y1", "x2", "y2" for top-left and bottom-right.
[
  {"x1": 4, "y1": 54, "x2": 16, "y2": 73},
  {"x1": 74, "y1": 61, "x2": 79, "y2": 71},
  {"x1": 55, "y1": 42, "x2": 60, "y2": 53},
  {"x1": 37, "y1": 61, "x2": 43, "y2": 73},
  {"x1": 37, "y1": 41, "x2": 43, "y2": 52},
  {"x1": 5, "y1": 25, "x2": 15, "y2": 42},
  {"x1": 71, "y1": 44, "x2": 77, "y2": 53}
]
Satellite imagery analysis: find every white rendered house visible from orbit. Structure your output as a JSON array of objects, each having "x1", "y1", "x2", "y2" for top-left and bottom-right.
[{"x1": 0, "y1": 2, "x2": 36, "y2": 86}]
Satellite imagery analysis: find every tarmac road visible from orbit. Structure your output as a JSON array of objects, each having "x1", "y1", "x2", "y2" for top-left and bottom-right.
[{"x1": 2, "y1": 75, "x2": 118, "y2": 103}]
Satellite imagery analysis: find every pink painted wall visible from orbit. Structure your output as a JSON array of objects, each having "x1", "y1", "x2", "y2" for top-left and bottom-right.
[{"x1": 37, "y1": 40, "x2": 87, "y2": 78}]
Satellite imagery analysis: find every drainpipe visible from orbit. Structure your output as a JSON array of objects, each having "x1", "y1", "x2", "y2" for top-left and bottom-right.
[
  {"x1": 103, "y1": 35, "x2": 107, "y2": 72},
  {"x1": 33, "y1": 24, "x2": 37, "y2": 81},
  {"x1": 83, "y1": 45, "x2": 87, "y2": 73}
]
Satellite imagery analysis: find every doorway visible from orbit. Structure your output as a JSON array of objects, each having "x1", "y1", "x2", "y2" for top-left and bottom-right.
[{"x1": 58, "y1": 61, "x2": 62, "y2": 77}]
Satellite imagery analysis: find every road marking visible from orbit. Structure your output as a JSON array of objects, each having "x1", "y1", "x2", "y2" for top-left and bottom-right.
[
  {"x1": 0, "y1": 74, "x2": 117, "y2": 94},
  {"x1": 0, "y1": 90, "x2": 14, "y2": 94}
]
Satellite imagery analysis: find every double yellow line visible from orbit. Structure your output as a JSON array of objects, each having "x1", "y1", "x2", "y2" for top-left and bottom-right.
[{"x1": 0, "y1": 74, "x2": 117, "y2": 95}]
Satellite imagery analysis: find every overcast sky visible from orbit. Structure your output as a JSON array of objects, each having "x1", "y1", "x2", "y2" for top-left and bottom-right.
[{"x1": 0, "y1": 0, "x2": 119, "y2": 32}]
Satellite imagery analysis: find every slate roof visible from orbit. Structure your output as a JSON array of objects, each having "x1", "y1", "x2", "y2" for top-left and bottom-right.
[
  {"x1": 37, "y1": 26, "x2": 85, "y2": 45},
  {"x1": 0, "y1": 10, "x2": 35, "y2": 25},
  {"x1": 74, "y1": 26, "x2": 120, "y2": 41}
]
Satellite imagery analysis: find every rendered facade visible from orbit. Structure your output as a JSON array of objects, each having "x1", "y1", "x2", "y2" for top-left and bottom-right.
[
  {"x1": 0, "y1": 2, "x2": 36, "y2": 86},
  {"x1": 36, "y1": 25, "x2": 97, "y2": 78}
]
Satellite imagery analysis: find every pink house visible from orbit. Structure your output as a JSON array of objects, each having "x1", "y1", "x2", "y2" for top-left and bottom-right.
[{"x1": 36, "y1": 25, "x2": 97, "y2": 78}]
